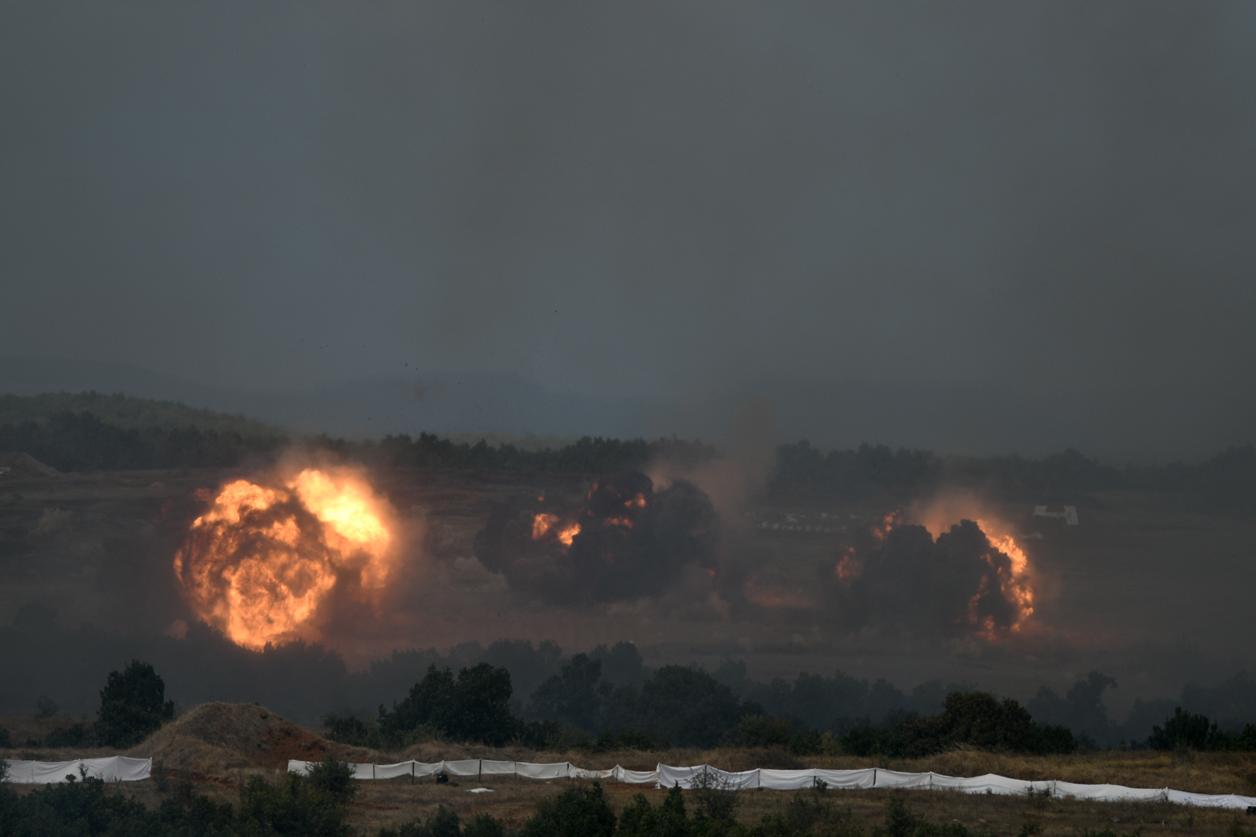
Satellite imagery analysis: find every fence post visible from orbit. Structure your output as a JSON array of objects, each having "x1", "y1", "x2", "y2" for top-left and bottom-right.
[{"x1": 478, "y1": 759, "x2": 482, "y2": 782}]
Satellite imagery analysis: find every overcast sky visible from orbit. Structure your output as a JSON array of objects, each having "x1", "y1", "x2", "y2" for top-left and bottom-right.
[{"x1": 2, "y1": 2, "x2": 1254, "y2": 453}]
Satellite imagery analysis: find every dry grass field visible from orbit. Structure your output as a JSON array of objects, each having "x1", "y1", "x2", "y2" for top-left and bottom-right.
[{"x1": 8, "y1": 703, "x2": 1256, "y2": 834}]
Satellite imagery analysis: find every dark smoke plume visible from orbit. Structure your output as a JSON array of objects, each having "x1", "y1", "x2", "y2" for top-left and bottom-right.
[
  {"x1": 474, "y1": 472, "x2": 718, "y2": 605},
  {"x1": 826, "y1": 519, "x2": 1025, "y2": 637}
]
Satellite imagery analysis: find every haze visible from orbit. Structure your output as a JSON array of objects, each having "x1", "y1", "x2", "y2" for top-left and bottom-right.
[{"x1": 3, "y1": 1, "x2": 1255, "y2": 459}]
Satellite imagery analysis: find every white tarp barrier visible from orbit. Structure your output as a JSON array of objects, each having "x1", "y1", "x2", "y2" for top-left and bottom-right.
[
  {"x1": 815, "y1": 768, "x2": 876, "y2": 789},
  {"x1": 709, "y1": 767, "x2": 760, "y2": 790},
  {"x1": 480, "y1": 760, "x2": 517, "y2": 777},
  {"x1": 375, "y1": 762, "x2": 416, "y2": 780},
  {"x1": 614, "y1": 766, "x2": 659, "y2": 784},
  {"x1": 570, "y1": 765, "x2": 616, "y2": 780},
  {"x1": 656, "y1": 763, "x2": 708, "y2": 789},
  {"x1": 759, "y1": 769, "x2": 818, "y2": 790},
  {"x1": 515, "y1": 761, "x2": 569, "y2": 780},
  {"x1": 442, "y1": 759, "x2": 481, "y2": 777},
  {"x1": 873, "y1": 769, "x2": 932, "y2": 789},
  {"x1": 932, "y1": 772, "x2": 1051, "y2": 796},
  {"x1": 276, "y1": 758, "x2": 1256, "y2": 811},
  {"x1": 3, "y1": 757, "x2": 152, "y2": 784},
  {"x1": 656, "y1": 764, "x2": 760, "y2": 790},
  {"x1": 414, "y1": 761, "x2": 443, "y2": 778},
  {"x1": 1167, "y1": 790, "x2": 1256, "y2": 810},
  {"x1": 1055, "y1": 781, "x2": 1166, "y2": 803}
]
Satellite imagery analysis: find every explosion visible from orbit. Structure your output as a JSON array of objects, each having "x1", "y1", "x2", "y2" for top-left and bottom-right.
[
  {"x1": 827, "y1": 512, "x2": 1035, "y2": 640},
  {"x1": 475, "y1": 471, "x2": 719, "y2": 604},
  {"x1": 173, "y1": 467, "x2": 396, "y2": 650}
]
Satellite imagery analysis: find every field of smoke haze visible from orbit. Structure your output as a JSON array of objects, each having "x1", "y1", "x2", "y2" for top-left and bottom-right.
[{"x1": 2, "y1": 395, "x2": 1255, "y2": 752}]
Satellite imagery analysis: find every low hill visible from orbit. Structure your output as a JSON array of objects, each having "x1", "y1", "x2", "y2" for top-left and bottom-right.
[
  {"x1": 129, "y1": 702, "x2": 371, "y2": 774},
  {"x1": 0, "y1": 392, "x2": 278, "y2": 438}
]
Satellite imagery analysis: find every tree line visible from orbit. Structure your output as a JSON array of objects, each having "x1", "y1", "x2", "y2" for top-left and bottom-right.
[{"x1": 4, "y1": 396, "x2": 1255, "y2": 504}]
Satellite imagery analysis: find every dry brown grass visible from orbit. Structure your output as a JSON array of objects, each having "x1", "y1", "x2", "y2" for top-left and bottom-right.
[{"x1": 9, "y1": 704, "x2": 1256, "y2": 835}]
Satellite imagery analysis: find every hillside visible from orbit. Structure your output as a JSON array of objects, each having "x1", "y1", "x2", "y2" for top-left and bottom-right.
[{"x1": 0, "y1": 392, "x2": 278, "y2": 438}]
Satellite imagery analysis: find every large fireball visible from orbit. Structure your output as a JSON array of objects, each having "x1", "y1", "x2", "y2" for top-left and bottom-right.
[{"x1": 173, "y1": 468, "x2": 395, "y2": 650}]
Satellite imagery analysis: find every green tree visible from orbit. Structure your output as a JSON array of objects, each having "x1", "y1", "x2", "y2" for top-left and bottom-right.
[
  {"x1": 1148, "y1": 707, "x2": 1230, "y2": 751},
  {"x1": 96, "y1": 660, "x2": 174, "y2": 747}
]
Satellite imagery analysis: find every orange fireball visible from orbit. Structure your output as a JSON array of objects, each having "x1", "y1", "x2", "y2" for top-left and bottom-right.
[{"x1": 173, "y1": 468, "x2": 395, "y2": 651}]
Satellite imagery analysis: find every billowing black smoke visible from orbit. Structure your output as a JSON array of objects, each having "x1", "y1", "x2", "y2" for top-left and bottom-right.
[
  {"x1": 826, "y1": 519, "x2": 1025, "y2": 637},
  {"x1": 474, "y1": 472, "x2": 718, "y2": 604}
]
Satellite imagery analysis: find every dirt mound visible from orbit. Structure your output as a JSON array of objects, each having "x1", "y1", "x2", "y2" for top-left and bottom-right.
[
  {"x1": 0, "y1": 452, "x2": 59, "y2": 479},
  {"x1": 132, "y1": 702, "x2": 373, "y2": 776}
]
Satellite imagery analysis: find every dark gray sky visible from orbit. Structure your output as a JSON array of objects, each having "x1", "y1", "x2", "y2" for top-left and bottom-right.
[{"x1": 3, "y1": 2, "x2": 1255, "y2": 456}]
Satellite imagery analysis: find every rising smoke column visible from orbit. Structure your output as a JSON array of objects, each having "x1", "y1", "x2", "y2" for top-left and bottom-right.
[
  {"x1": 827, "y1": 515, "x2": 1034, "y2": 639},
  {"x1": 474, "y1": 471, "x2": 719, "y2": 604}
]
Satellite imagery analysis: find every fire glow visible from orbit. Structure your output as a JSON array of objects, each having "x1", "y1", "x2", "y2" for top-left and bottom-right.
[
  {"x1": 831, "y1": 512, "x2": 1036, "y2": 640},
  {"x1": 173, "y1": 467, "x2": 396, "y2": 651}
]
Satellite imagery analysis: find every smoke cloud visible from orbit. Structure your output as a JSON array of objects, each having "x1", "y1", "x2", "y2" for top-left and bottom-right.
[
  {"x1": 474, "y1": 471, "x2": 719, "y2": 605},
  {"x1": 826, "y1": 517, "x2": 1032, "y2": 638}
]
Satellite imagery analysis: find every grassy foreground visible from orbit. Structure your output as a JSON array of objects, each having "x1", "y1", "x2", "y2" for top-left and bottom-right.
[{"x1": 8, "y1": 703, "x2": 1256, "y2": 834}]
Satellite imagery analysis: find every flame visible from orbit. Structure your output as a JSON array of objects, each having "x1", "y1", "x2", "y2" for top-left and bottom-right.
[
  {"x1": 531, "y1": 512, "x2": 582, "y2": 548},
  {"x1": 975, "y1": 517, "x2": 1035, "y2": 635},
  {"x1": 871, "y1": 511, "x2": 898, "y2": 542},
  {"x1": 855, "y1": 508, "x2": 1036, "y2": 640},
  {"x1": 532, "y1": 512, "x2": 559, "y2": 540},
  {"x1": 834, "y1": 548, "x2": 862, "y2": 583},
  {"x1": 557, "y1": 521, "x2": 582, "y2": 546},
  {"x1": 173, "y1": 468, "x2": 395, "y2": 651}
]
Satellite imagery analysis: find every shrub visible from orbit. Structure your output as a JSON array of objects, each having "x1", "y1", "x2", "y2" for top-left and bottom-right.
[
  {"x1": 323, "y1": 713, "x2": 378, "y2": 748},
  {"x1": 44, "y1": 723, "x2": 92, "y2": 748},
  {"x1": 1149, "y1": 707, "x2": 1231, "y2": 751},
  {"x1": 95, "y1": 660, "x2": 175, "y2": 747},
  {"x1": 238, "y1": 772, "x2": 352, "y2": 837},
  {"x1": 304, "y1": 757, "x2": 357, "y2": 805},
  {"x1": 616, "y1": 787, "x2": 691, "y2": 837},
  {"x1": 874, "y1": 797, "x2": 969, "y2": 837},
  {"x1": 521, "y1": 783, "x2": 616, "y2": 837}
]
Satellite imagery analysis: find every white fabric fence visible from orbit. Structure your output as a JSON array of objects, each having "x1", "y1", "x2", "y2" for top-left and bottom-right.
[
  {"x1": 287, "y1": 759, "x2": 1256, "y2": 812},
  {"x1": 2, "y1": 756, "x2": 152, "y2": 784}
]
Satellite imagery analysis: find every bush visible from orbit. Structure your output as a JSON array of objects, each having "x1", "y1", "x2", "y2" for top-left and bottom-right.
[
  {"x1": 840, "y1": 693, "x2": 1075, "y2": 758},
  {"x1": 379, "y1": 806, "x2": 462, "y2": 837},
  {"x1": 323, "y1": 713, "x2": 378, "y2": 748},
  {"x1": 1148, "y1": 707, "x2": 1231, "y2": 751},
  {"x1": 44, "y1": 723, "x2": 92, "y2": 748},
  {"x1": 238, "y1": 772, "x2": 352, "y2": 836},
  {"x1": 874, "y1": 798, "x2": 969, "y2": 837},
  {"x1": 755, "y1": 791, "x2": 864, "y2": 837},
  {"x1": 96, "y1": 660, "x2": 175, "y2": 747},
  {"x1": 521, "y1": 783, "x2": 616, "y2": 837},
  {"x1": 616, "y1": 787, "x2": 690, "y2": 837},
  {"x1": 304, "y1": 757, "x2": 357, "y2": 805}
]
